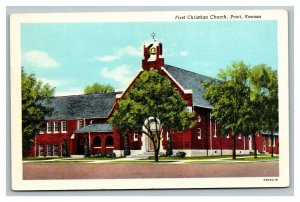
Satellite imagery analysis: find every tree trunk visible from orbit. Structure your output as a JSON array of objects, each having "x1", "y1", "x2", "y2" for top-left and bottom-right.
[
  {"x1": 271, "y1": 131, "x2": 274, "y2": 158},
  {"x1": 253, "y1": 134, "x2": 257, "y2": 159},
  {"x1": 154, "y1": 148, "x2": 159, "y2": 162},
  {"x1": 220, "y1": 137, "x2": 223, "y2": 157},
  {"x1": 232, "y1": 135, "x2": 236, "y2": 160}
]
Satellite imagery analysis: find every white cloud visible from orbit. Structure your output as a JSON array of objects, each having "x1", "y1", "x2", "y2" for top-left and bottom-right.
[
  {"x1": 93, "y1": 55, "x2": 119, "y2": 62},
  {"x1": 179, "y1": 50, "x2": 189, "y2": 57},
  {"x1": 23, "y1": 50, "x2": 59, "y2": 68},
  {"x1": 100, "y1": 65, "x2": 133, "y2": 88},
  {"x1": 116, "y1": 46, "x2": 141, "y2": 57},
  {"x1": 38, "y1": 77, "x2": 62, "y2": 87},
  {"x1": 55, "y1": 88, "x2": 83, "y2": 96},
  {"x1": 92, "y1": 46, "x2": 141, "y2": 63}
]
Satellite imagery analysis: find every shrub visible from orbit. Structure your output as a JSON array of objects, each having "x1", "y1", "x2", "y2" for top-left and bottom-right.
[
  {"x1": 166, "y1": 137, "x2": 173, "y2": 156},
  {"x1": 176, "y1": 151, "x2": 186, "y2": 158}
]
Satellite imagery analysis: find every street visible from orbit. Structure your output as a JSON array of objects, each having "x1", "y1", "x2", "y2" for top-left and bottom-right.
[{"x1": 23, "y1": 161, "x2": 279, "y2": 180}]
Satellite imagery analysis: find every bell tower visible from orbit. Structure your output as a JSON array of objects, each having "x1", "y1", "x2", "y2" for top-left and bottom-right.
[{"x1": 142, "y1": 33, "x2": 164, "y2": 70}]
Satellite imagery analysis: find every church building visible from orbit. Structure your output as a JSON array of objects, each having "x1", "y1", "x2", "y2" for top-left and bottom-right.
[{"x1": 24, "y1": 37, "x2": 279, "y2": 158}]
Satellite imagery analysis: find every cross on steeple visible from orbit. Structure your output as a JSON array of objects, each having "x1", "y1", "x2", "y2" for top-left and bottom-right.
[{"x1": 151, "y1": 32, "x2": 156, "y2": 40}]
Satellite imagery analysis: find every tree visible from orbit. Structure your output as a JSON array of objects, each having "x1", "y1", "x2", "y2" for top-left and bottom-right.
[
  {"x1": 248, "y1": 65, "x2": 278, "y2": 158},
  {"x1": 84, "y1": 82, "x2": 114, "y2": 94},
  {"x1": 109, "y1": 70, "x2": 195, "y2": 162},
  {"x1": 22, "y1": 68, "x2": 55, "y2": 154},
  {"x1": 84, "y1": 138, "x2": 90, "y2": 157},
  {"x1": 62, "y1": 139, "x2": 68, "y2": 157},
  {"x1": 124, "y1": 134, "x2": 131, "y2": 156},
  {"x1": 202, "y1": 61, "x2": 250, "y2": 159}
]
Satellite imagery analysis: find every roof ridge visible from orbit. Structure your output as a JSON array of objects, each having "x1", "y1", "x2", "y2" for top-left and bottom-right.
[
  {"x1": 164, "y1": 64, "x2": 215, "y2": 80},
  {"x1": 53, "y1": 91, "x2": 123, "y2": 98}
]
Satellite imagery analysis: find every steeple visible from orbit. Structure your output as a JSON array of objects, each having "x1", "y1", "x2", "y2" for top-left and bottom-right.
[{"x1": 142, "y1": 33, "x2": 164, "y2": 70}]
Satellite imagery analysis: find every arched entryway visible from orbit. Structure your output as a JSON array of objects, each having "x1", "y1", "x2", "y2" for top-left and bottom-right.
[
  {"x1": 105, "y1": 136, "x2": 114, "y2": 153},
  {"x1": 93, "y1": 136, "x2": 101, "y2": 154},
  {"x1": 77, "y1": 137, "x2": 86, "y2": 155}
]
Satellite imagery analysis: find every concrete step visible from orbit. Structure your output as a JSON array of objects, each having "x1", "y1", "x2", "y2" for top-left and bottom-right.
[{"x1": 70, "y1": 155, "x2": 85, "y2": 158}]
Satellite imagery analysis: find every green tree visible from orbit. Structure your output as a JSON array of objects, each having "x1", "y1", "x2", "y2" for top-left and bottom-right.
[
  {"x1": 84, "y1": 82, "x2": 115, "y2": 94},
  {"x1": 109, "y1": 70, "x2": 195, "y2": 162},
  {"x1": 202, "y1": 61, "x2": 250, "y2": 160},
  {"x1": 248, "y1": 65, "x2": 278, "y2": 158},
  {"x1": 22, "y1": 68, "x2": 55, "y2": 154}
]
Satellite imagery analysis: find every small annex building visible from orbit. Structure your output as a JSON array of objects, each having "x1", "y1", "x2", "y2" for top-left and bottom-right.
[{"x1": 24, "y1": 38, "x2": 279, "y2": 158}]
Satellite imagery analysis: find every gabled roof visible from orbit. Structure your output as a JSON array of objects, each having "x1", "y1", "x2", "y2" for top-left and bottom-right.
[
  {"x1": 75, "y1": 123, "x2": 113, "y2": 133},
  {"x1": 164, "y1": 64, "x2": 214, "y2": 108},
  {"x1": 45, "y1": 92, "x2": 120, "y2": 120}
]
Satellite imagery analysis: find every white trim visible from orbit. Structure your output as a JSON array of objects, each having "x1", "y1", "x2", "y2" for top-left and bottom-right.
[
  {"x1": 46, "y1": 144, "x2": 52, "y2": 156},
  {"x1": 115, "y1": 70, "x2": 143, "y2": 99},
  {"x1": 77, "y1": 119, "x2": 83, "y2": 129},
  {"x1": 61, "y1": 121, "x2": 67, "y2": 133},
  {"x1": 105, "y1": 146, "x2": 114, "y2": 149},
  {"x1": 197, "y1": 115, "x2": 201, "y2": 123},
  {"x1": 46, "y1": 122, "x2": 52, "y2": 133},
  {"x1": 54, "y1": 121, "x2": 59, "y2": 133},
  {"x1": 93, "y1": 147, "x2": 101, "y2": 149},
  {"x1": 38, "y1": 144, "x2": 44, "y2": 157},
  {"x1": 53, "y1": 144, "x2": 58, "y2": 156},
  {"x1": 197, "y1": 128, "x2": 201, "y2": 139},
  {"x1": 193, "y1": 104, "x2": 213, "y2": 110},
  {"x1": 213, "y1": 120, "x2": 217, "y2": 137},
  {"x1": 161, "y1": 67, "x2": 193, "y2": 94},
  {"x1": 133, "y1": 132, "x2": 138, "y2": 141}
]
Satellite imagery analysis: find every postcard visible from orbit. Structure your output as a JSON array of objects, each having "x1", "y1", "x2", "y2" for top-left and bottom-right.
[{"x1": 10, "y1": 10, "x2": 289, "y2": 190}]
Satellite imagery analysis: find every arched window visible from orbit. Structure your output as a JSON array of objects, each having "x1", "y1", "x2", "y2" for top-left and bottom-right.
[
  {"x1": 105, "y1": 136, "x2": 114, "y2": 146},
  {"x1": 93, "y1": 136, "x2": 101, "y2": 147}
]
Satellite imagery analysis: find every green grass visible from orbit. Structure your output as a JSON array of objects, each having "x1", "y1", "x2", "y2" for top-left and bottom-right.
[{"x1": 23, "y1": 157, "x2": 63, "y2": 161}]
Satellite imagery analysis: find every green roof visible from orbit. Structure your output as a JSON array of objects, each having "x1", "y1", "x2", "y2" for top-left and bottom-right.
[{"x1": 75, "y1": 123, "x2": 113, "y2": 133}]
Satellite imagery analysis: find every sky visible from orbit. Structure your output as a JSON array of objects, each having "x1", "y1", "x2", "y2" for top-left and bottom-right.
[{"x1": 21, "y1": 21, "x2": 277, "y2": 96}]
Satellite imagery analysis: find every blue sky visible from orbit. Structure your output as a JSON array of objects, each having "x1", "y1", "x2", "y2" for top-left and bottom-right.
[{"x1": 21, "y1": 21, "x2": 277, "y2": 96}]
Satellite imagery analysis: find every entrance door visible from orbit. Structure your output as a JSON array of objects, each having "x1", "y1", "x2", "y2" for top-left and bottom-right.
[
  {"x1": 77, "y1": 137, "x2": 86, "y2": 155},
  {"x1": 148, "y1": 137, "x2": 155, "y2": 151}
]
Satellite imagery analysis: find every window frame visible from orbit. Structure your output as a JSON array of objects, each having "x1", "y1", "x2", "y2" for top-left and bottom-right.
[
  {"x1": 54, "y1": 121, "x2": 59, "y2": 133},
  {"x1": 77, "y1": 120, "x2": 83, "y2": 129},
  {"x1": 38, "y1": 144, "x2": 44, "y2": 156},
  {"x1": 46, "y1": 122, "x2": 52, "y2": 133},
  {"x1": 197, "y1": 128, "x2": 202, "y2": 139},
  {"x1": 133, "y1": 132, "x2": 138, "y2": 141},
  {"x1": 53, "y1": 144, "x2": 58, "y2": 156},
  {"x1": 61, "y1": 121, "x2": 67, "y2": 133},
  {"x1": 46, "y1": 144, "x2": 52, "y2": 156}
]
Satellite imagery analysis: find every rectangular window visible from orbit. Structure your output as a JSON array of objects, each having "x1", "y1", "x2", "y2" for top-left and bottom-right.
[
  {"x1": 238, "y1": 134, "x2": 242, "y2": 139},
  {"x1": 197, "y1": 128, "x2": 201, "y2": 139},
  {"x1": 38, "y1": 144, "x2": 44, "y2": 156},
  {"x1": 273, "y1": 137, "x2": 276, "y2": 147},
  {"x1": 47, "y1": 122, "x2": 52, "y2": 133},
  {"x1": 268, "y1": 137, "x2": 271, "y2": 147},
  {"x1": 54, "y1": 122, "x2": 59, "y2": 133},
  {"x1": 166, "y1": 131, "x2": 170, "y2": 140},
  {"x1": 134, "y1": 132, "x2": 138, "y2": 141},
  {"x1": 77, "y1": 120, "x2": 83, "y2": 129},
  {"x1": 47, "y1": 144, "x2": 52, "y2": 156},
  {"x1": 61, "y1": 121, "x2": 67, "y2": 132},
  {"x1": 53, "y1": 144, "x2": 58, "y2": 156}
]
